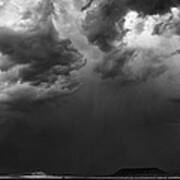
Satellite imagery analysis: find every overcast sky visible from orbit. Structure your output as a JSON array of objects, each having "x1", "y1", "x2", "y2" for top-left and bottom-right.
[{"x1": 0, "y1": 0, "x2": 180, "y2": 176}]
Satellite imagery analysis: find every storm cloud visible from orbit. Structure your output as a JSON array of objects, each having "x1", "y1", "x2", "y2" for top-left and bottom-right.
[
  {"x1": 1, "y1": 0, "x2": 180, "y2": 177},
  {"x1": 83, "y1": 0, "x2": 180, "y2": 84},
  {"x1": 83, "y1": 0, "x2": 180, "y2": 51},
  {"x1": 0, "y1": 0, "x2": 86, "y2": 102}
]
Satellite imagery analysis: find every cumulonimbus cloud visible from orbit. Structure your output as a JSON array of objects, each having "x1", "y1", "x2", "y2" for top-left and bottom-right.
[
  {"x1": 83, "y1": 0, "x2": 180, "y2": 84},
  {"x1": 0, "y1": 0, "x2": 86, "y2": 102}
]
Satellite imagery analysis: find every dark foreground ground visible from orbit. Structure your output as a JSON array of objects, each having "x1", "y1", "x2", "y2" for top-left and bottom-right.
[
  {"x1": 1, "y1": 175, "x2": 180, "y2": 179},
  {"x1": 0, "y1": 168, "x2": 179, "y2": 179}
]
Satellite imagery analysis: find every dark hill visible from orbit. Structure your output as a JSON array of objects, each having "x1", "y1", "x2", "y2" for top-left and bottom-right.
[{"x1": 113, "y1": 168, "x2": 168, "y2": 177}]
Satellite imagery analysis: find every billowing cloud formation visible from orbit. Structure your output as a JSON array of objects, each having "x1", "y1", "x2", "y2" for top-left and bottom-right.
[
  {"x1": 83, "y1": 0, "x2": 180, "y2": 84},
  {"x1": 83, "y1": 0, "x2": 180, "y2": 51},
  {"x1": 0, "y1": 0, "x2": 86, "y2": 102}
]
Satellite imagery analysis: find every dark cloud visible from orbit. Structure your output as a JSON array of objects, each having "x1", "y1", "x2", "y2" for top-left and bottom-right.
[
  {"x1": 83, "y1": 0, "x2": 180, "y2": 83},
  {"x1": 0, "y1": 0, "x2": 180, "y2": 177},
  {"x1": 0, "y1": 28, "x2": 84, "y2": 84},
  {"x1": 94, "y1": 45, "x2": 169, "y2": 85},
  {"x1": 0, "y1": 1, "x2": 86, "y2": 101},
  {"x1": 127, "y1": 0, "x2": 178, "y2": 14},
  {"x1": 95, "y1": 48, "x2": 135, "y2": 79},
  {"x1": 83, "y1": 0, "x2": 180, "y2": 51}
]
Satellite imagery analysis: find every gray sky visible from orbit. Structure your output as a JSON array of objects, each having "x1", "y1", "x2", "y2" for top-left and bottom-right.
[{"x1": 0, "y1": 0, "x2": 180, "y2": 176}]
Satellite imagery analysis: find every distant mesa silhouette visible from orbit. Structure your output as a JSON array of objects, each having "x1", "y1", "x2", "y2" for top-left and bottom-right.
[{"x1": 113, "y1": 168, "x2": 168, "y2": 177}]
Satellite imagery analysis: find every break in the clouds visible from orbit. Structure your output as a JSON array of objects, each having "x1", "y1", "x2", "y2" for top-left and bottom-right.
[
  {"x1": 0, "y1": 0, "x2": 86, "y2": 102},
  {"x1": 83, "y1": 0, "x2": 180, "y2": 84}
]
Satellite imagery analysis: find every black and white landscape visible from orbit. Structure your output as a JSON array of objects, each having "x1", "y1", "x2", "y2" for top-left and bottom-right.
[{"x1": 0, "y1": 0, "x2": 180, "y2": 178}]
